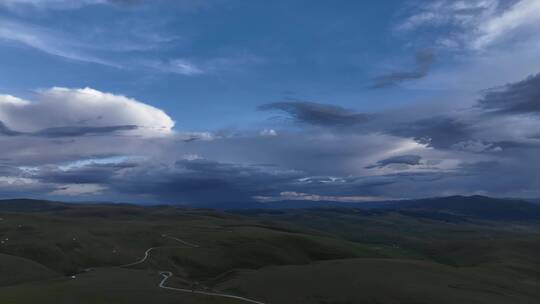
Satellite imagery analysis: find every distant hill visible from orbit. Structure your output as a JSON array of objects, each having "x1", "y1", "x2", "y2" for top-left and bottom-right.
[
  {"x1": 194, "y1": 199, "x2": 391, "y2": 210},
  {"x1": 526, "y1": 198, "x2": 540, "y2": 205},
  {"x1": 228, "y1": 195, "x2": 540, "y2": 222},
  {"x1": 0, "y1": 199, "x2": 69, "y2": 212},
  {"x1": 3, "y1": 195, "x2": 540, "y2": 222},
  {"x1": 386, "y1": 195, "x2": 540, "y2": 221}
]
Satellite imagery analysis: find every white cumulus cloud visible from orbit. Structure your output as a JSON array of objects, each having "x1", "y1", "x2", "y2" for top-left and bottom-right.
[{"x1": 0, "y1": 87, "x2": 175, "y2": 136}]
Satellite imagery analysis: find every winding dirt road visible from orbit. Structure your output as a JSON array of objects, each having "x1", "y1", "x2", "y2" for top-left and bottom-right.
[
  {"x1": 162, "y1": 234, "x2": 200, "y2": 247},
  {"x1": 158, "y1": 271, "x2": 265, "y2": 304},
  {"x1": 119, "y1": 247, "x2": 157, "y2": 267},
  {"x1": 121, "y1": 235, "x2": 266, "y2": 304}
]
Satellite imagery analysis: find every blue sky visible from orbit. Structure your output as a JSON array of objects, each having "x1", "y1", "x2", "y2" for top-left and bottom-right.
[
  {"x1": 1, "y1": 0, "x2": 540, "y2": 205},
  {"x1": 0, "y1": 0, "x2": 425, "y2": 129}
]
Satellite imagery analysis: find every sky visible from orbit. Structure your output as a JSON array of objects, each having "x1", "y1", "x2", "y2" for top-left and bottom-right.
[{"x1": 1, "y1": 0, "x2": 540, "y2": 205}]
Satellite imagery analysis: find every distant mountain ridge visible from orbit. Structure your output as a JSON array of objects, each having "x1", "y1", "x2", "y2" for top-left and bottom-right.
[
  {"x1": 385, "y1": 195, "x2": 540, "y2": 221},
  {"x1": 1, "y1": 195, "x2": 540, "y2": 222},
  {"x1": 0, "y1": 199, "x2": 69, "y2": 212}
]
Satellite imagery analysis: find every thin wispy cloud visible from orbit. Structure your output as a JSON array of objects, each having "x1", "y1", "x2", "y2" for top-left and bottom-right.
[
  {"x1": 144, "y1": 52, "x2": 264, "y2": 76},
  {"x1": 143, "y1": 59, "x2": 205, "y2": 76},
  {"x1": 0, "y1": 0, "x2": 138, "y2": 10},
  {"x1": 0, "y1": 18, "x2": 119, "y2": 66},
  {"x1": 0, "y1": 17, "x2": 191, "y2": 71},
  {"x1": 399, "y1": 0, "x2": 540, "y2": 51}
]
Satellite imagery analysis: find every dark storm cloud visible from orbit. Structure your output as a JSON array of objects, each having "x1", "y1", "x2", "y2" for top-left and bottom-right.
[
  {"x1": 379, "y1": 73, "x2": 540, "y2": 152},
  {"x1": 34, "y1": 162, "x2": 137, "y2": 185},
  {"x1": 182, "y1": 136, "x2": 200, "y2": 142},
  {"x1": 450, "y1": 159, "x2": 540, "y2": 195},
  {"x1": 366, "y1": 154, "x2": 422, "y2": 169},
  {"x1": 487, "y1": 140, "x2": 540, "y2": 151},
  {"x1": 0, "y1": 121, "x2": 137, "y2": 138},
  {"x1": 34, "y1": 125, "x2": 138, "y2": 138},
  {"x1": 391, "y1": 117, "x2": 471, "y2": 149},
  {"x1": 458, "y1": 160, "x2": 500, "y2": 173},
  {"x1": 258, "y1": 101, "x2": 369, "y2": 126},
  {"x1": 371, "y1": 50, "x2": 435, "y2": 88},
  {"x1": 0, "y1": 164, "x2": 21, "y2": 176},
  {"x1": 478, "y1": 73, "x2": 540, "y2": 114},
  {"x1": 108, "y1": 159, "x2": 303, "y2": 204},
  {"x1": 181, "y1": 132, "x2": 401, "y2": 176},
  {"x1": 0, "y1": 121, "x2": 22, "y2": 136}
]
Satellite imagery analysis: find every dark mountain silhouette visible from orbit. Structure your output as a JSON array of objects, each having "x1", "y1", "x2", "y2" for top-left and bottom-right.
[{"x1": 2, "y1": 195, "x2": 540, "y2": 221}]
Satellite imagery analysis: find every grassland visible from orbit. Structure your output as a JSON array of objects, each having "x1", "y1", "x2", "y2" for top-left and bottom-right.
[
  {"x1": 217, "y1": 258, "x2": 540, "y2": 304},
  {"x1": 0, "y1": 268, "x2": 247, "y2": 304},
  {"x1": 0, "y1": 199, "x2": 539, "y2": 303}
]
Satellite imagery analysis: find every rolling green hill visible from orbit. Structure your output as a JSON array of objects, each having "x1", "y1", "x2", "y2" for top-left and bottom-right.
[
  {"x1": 0, "y1": 253, "x2": 58, "y2": 287},
  {"x1": 0, "y1": 198, "x2": 539, "y2": 303},
  {"x1": 217, "y1": 258, "x2": 540, "y2": 304}
]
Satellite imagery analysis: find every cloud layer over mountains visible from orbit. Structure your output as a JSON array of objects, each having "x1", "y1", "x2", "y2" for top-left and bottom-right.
[
  {"x1": 1, "y1": 71, "x2": 540, "y2": 204},
  {"x1": 2, "y1": 0, "x2": 540, "y2": 205}
]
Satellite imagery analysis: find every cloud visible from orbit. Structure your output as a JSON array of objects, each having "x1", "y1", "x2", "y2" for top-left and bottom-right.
[
  {"x1": 371, "y1": 49, "x2": 435, "y2": 88},
  {"x1": 450, "y1": 140, "x2": 502, "y2": 153},
  {"x1": 0, "y1": 18, "x2": 119, "y2": 66},
  {"x1": 478, "y1": 73, "x2": 540, "y2": 114},
  {"x1": 398, "y1": 0, "x2": 540, "y2": 51},
  {"x1": 0, "y1": 121, "x2": 138, "y2": 138},
  {"x1": 254, "y1": 191, "x2": 388, "y2": 203},
  {"x1": 33, "y1": 125, "x2": 139, "y2": 138},
  {"x1": 259, "y1": 101, "x2": 369, "y2": 127},
  {"x1": 1, "y1": 0, "x2": 215, "y2": 10},
  {"x1": 144, "y1": 53, "x2": 264, "y2": 76},
  {"x1": 145, "y1": 59, "x2": 205, "y2": 76},
  {"x1": 0, "y1": 17, "x2": 175, "y2": 68},
  {"x1": 259, "y1": 129, "x2": 277, "y2": 137},
  {"x1": 0, "y1": 5, "x2": 236, "y2": 73},
  {"x1": 366, "y1": 155, "x2": 422, "y2": 169},
  {"x1": 4, "y1": 73, "x2": 540, "y2": 203},
  {"x1": 391, "y1": 116, "x2": 471, "y2": 149},
  {"x1": 50, "y1": 184, "x2": 106, "y2": 196},
  {"x1": 101, "y1": 158, "x2": 303, "y2": 204},
  {"x1": 472, "y1": 0, "x2": 540, "y2": 50},
  {"x1": 0, "y1": 120, "x2": 22, "y2": 136},
  {"x1": 106, "y1": 0, "x2": 141, "y2": 6},
  {"x1": 398, "y1": 0, "x2": 499, "y2": 32},
  {"x1": 0, "y1": 0, "x2": 138, "y2": 10},
  {"x1": 178, "y1": 132, "x2": 215, "y2": 142},
  {"x1": 380, "y1": 71, "x2": 540, "y2": 156},
  {"x1": 34, "y1": 161, "x2": 137, "y2": 185},
  {"x1": 0, "y1": 87, "x2": 174, "y2": 137}
]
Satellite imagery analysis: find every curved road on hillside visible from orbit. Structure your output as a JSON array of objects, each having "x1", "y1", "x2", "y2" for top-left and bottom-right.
[
  {"x1": 121, "y1": 235, "x2": 266, "y2": 304},
  {"x1": 162, "y1": 234, "x2": 200, "y2": 248},
  {"x1": 158, "y1": 271, "x2": 265, "y2": 304},
  {"x1": 119, "y1": 247, "x2": 157, "y2": 267}
]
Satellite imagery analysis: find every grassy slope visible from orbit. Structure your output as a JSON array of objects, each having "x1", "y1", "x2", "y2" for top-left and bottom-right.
[
  {"x1": 0, "y1": 205, "x2": 388, "y2": 303},
  {"x1": 0, "y1": 201, "x2": 540, "y2": 303},
  {"x1": 0, "y1": 268, "x2": 246, "y2": 304},
  {"x1": 248, "y1": 209, "x2": 540, "y2": 269},
  {"x1": 0, "y1": 207, "x2": 384, "y2": 276},
  {"x1": 0, "y1": 253, "x2": 58, "y2": 287},
  {"x1": 217, "y1": 258, "x2": 540, "y2": 304}
]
